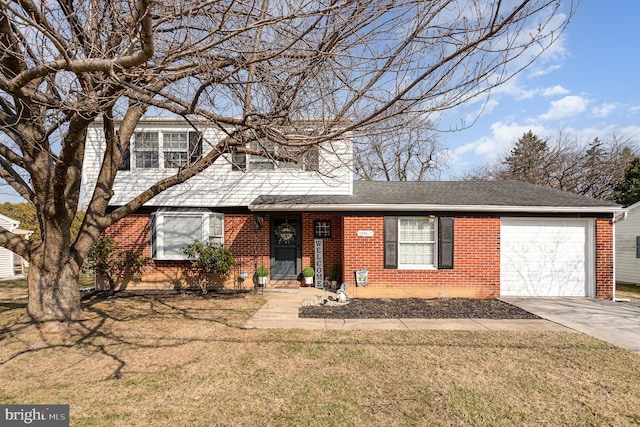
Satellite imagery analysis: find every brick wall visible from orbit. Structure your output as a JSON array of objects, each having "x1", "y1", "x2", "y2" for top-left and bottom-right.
[
  {"x1": 301, "y1": 213, "x2": 343, "y2": 282},
  {"x1": 595, "y1": 218, "x2": 614, "y2": 298},
  {"x1": 102, "y1": 212, "x2": 614, "y2": 299},
  {"x1": 340, "y1": 215, "x2": 501, "y2": 298},
  {"x1": 103, "y1": 213, "x2": 268, "y2": 290}
]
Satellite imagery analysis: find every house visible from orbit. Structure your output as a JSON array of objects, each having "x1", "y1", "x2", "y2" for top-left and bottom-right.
[
  {"x1": 82, "y1": 119, "x2": 623, "y2": 298},
  {"x1": 615, "y1": 201, "x2": 640, "y2": 285},
  {"x1": 0, "y1": 214, "x2": 20, "y2": 279}
]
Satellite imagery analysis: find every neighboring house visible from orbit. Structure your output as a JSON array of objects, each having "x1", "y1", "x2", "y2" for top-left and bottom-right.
[
  {"x1": 615, "y1": 201, "x2": 640, "y2": 285},
  {"x1": 0, "y1": 214, "x2": 20, "y2": 279},
  {"x1": 82, "y1": 119, "x2": 623, "y2": 298}
]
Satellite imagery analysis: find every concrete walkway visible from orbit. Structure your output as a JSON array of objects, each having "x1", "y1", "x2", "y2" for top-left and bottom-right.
[
  {"x1": 244, "y1": 288, "x2": 569, "y2": 332},
  {"x1": 503, "y1": 297, "x2": 640, "y2": 354}
]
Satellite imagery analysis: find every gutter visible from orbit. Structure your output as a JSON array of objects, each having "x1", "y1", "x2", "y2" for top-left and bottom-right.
[{"x1": 249, "y1": 203, "x2": 625, "y2": 214}]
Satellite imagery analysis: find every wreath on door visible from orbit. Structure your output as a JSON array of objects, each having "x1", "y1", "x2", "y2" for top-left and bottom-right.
[{"x1": 275, "y1": 222, "x2": 296, "y2": 244}]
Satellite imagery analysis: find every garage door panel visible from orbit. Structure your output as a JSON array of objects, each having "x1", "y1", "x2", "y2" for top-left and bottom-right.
[{"x1": 500, "y1": 219, "x2": 592, "y2": 297}]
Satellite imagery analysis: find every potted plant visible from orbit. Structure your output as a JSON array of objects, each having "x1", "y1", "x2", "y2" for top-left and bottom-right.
[
  {"x1": 302, "y1": 267, "x2": 315, "y2": 286},
  {"x1": 255, "y1": 266, "x2": 269, "y2": 286}
]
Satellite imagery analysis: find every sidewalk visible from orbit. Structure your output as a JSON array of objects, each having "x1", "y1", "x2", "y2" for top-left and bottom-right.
[{"x1": 244, "y1": 288, "x2": 570, "y2": 332}]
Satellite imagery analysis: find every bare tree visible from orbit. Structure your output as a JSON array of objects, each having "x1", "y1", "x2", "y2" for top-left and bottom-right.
[
  {"x1": 463, "y1": 130, "x2": 638, "y2": 200},
  {"x1": 354, "y1": 114, "x2": 449, "y2": 181},
  {"x1": 0, "y1": 0, "x2": 571, "y2": 321}
]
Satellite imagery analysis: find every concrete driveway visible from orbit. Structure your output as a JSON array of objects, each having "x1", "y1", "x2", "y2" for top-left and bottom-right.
[{"x1": 502, "y1": 297, "x2": 640, "y2": 354}]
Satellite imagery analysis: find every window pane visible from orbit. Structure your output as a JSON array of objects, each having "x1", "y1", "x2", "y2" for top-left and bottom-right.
[
  {"x1": 164, "y1": 215, "x2": 202, "y2": 257},
  {"x1": 399, "y1": 218, "x2": 434, "y2": 242},
  {"x1": 134, "y1": 132, "x2": 159, "y2": 168},
  {"x1": 163, "y1": 132, "x2": 188, "y2": 168},
  {"x1": 399, "y1": 243, "x2": 434, "y2": 265},
  {"x1": 208, "y1": 214, "x2": 223, "y2": 245},
  {"x1": 164, "y1": 152, "x2": 188, "y2": 168},
  {"x1": 398, "y1": 218, "x2": 435, "y2": 267}
]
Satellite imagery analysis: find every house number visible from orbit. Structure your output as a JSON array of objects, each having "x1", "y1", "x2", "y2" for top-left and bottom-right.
[{"x1": 357, "y1": 230, "x2": 374, "y2": 237}]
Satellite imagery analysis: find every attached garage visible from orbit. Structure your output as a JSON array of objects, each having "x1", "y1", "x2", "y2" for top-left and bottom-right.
[{"x1": 500, "y1": 218, "x2": 594, "y2": 297}]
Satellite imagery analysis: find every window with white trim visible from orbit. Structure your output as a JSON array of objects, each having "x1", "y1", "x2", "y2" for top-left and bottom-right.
[
  {"x1": 384, "y1": 216, "x2": 454, "y2": 270},
  {"x1": 231, "y1": 141, "x2": 319, "y2": 172},
  {"x1": 151, "y1": 211, "x2": 224, "y2": 260},
  {"x1": 398, "y1": 217, "x2": 436, "y2": 268},
  {"x1": 134, "y1": 131, "x2": 159, "y2": 169},
  {"x1": 163, "y1": 132, "x2": 189, "y2": 168},
  {"x1": 124, "y1": 130, "x2": 202, "y2": 171}
]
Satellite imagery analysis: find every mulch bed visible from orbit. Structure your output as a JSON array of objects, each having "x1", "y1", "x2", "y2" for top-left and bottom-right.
[{"x1": 299, "y1": 298, "x2": 540, "y2": 320}]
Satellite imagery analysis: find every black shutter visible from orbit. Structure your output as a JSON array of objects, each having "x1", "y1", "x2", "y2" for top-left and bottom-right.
[
  {"x1": 232, "y1": 151, "x2": 247, "y2": 171},
  {"x1": 118, "y1": 146, "x2": 130, "y2": 170},
  {"x1": 438, "y1": 216, "x2": 454, "y2": 269},
  {"x1": 636, "y1": 236, "x2": 640, "y2": 258},
  {"x1": 188, "y1": 131, "x2": 202, "y2": 164},
  {"x1": 384, "y1": 216, "x2": 398, "y2": 269}
]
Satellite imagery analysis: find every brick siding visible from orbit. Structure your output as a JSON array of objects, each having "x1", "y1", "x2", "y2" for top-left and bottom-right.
[{"x1": 102, "y1": 212, "x2": 614, "y2": 299}]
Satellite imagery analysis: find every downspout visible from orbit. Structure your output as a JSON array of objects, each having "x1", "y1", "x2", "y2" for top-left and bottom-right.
[{"x1": 612, "y1": 211, "x2": 629, "y2": 302}]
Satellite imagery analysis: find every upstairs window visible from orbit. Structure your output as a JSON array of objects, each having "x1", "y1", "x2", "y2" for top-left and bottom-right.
[
  {"x1": 163, "y1": 132, "x2": 189, "y2": 168},
  {"x1": 232, "y1": 141, "x2": 319, "y2": 172},
  {"x1": 120, "y1": 130, "x2": 202, "y2": 171},
  {"x1": 134, "y1": 131, "x2": 159, "y2": 169}
]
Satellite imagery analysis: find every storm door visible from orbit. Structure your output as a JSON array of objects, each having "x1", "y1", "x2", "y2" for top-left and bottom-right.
[{"x1": 270, "y1": 216, "x2": 301, "y2": 280}]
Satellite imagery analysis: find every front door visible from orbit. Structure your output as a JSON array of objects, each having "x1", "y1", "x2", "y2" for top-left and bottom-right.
[{"x1": 270, "y1": 216, "x2": 301, "y2": 280}]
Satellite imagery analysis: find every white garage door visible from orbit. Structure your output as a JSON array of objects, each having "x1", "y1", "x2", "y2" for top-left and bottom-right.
[{"x1": 500, "y1": 219, "x2": 594, "y2": 297}]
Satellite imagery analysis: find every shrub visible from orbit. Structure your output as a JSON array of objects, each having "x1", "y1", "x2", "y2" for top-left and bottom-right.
[
  {"x1": 181, "y1": 241, "x2": 237, "y2": 294},
  {"x1": 86, "y1": 236, "x2": 147, "y2": 293},
  {"x1": 255, "y1": 266, "x2": 269, "y2": 277},
  {"x1": 302, "y1": 267, "x2": 315, "y2": 277}
]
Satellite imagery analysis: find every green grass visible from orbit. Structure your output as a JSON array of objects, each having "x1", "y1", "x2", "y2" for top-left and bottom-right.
[{"x1": 0, "y1": 291, "x2": 639, "y2": 426}]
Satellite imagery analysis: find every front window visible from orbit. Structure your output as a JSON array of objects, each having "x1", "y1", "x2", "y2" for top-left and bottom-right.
[
  {"x1": 398, "y1": 217, "x2": 436, "y2": 268},
  {"x1": 209, "y1": 214, "x2": 224, "y2": 245},
  {"x1": 152, "y1": 211, "x2": 225, "y2": 260},
  {"x1": 134, "y1": 131, "x2": 159, "y2": 169},
  {"x1": 163, "y1": 214, "x2": 204, "y2": 258}
]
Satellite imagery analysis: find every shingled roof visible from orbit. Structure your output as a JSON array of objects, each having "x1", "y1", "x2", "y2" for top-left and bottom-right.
[{"x1": 250, "y1": 181, "x2": 622, "y2": 213}]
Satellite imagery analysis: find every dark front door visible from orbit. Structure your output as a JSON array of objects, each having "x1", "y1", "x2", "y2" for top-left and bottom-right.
[{"x1": 270, "y1": 216, "x2": 301, "y2": 280}]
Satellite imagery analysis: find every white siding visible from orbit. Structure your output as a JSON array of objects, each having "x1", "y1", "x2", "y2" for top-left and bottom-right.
[
  {"x1": 615, "y1": 202, "x2": 640, "y2": 284},
  {"x1": 0, "y1": 214, "x2": 19, "y2": 279},
  {"x1": 81, "y1": 121, "x2": 353, "y2": 208}
]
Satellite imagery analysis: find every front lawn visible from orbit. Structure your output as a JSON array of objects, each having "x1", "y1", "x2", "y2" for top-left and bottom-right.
[{"x1": 1, "y1": 291, "x2": 639, "y2": 426}]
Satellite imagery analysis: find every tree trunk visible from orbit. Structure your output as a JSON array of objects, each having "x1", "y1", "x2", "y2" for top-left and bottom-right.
[
  {"x1": 27, "y1": 262, "x2": 83, "y2": 321},
  {"x1": 27, "y1": 230, "x2": 83, "y2": 321}
]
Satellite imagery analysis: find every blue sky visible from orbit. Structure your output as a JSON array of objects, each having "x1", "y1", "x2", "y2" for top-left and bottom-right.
[
  {"x1": 442, "y1": 1, "x2": 640, "y2": 178},
  {"x1": 2, "y1": 2, "x2": 638, "y2": 204}
]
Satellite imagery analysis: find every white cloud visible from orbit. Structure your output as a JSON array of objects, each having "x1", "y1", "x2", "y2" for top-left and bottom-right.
[
  {"x1": 538, "y1": 95, "x2": 589, "y2": 121},
  {"x1": 591, "y1": 103, "x2": 618, "y2": 118},
  {"x1": 542, "y1": 85, "x2": 570, "y2": 97}
]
